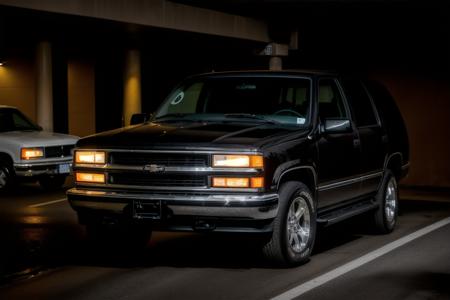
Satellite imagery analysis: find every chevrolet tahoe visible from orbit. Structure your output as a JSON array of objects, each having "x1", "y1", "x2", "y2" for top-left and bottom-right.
[{"x1": 67, "y1": 71, "x2": 409, "y2": 265}]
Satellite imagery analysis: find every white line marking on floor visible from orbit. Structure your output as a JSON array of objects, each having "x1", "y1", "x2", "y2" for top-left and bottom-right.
[
  {"x1": 271, "y1": 216, "x2": 450, "y2": 300},
  {"x1": 28, "y1": 198, "x2": 67, "y2": 208}
]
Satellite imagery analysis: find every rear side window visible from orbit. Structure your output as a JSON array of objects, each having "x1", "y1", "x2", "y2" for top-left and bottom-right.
[
  {"x1": 318, "y1": 79, "x2": 347, "y2": 120},
  {"x1": 341, "y1": 79, "x2": 378, "y2": 127}
]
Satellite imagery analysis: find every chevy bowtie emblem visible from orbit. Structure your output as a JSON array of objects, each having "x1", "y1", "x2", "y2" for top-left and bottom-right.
[{"x1": 143, "y1": 164, "x2": 165, "y2": 173}]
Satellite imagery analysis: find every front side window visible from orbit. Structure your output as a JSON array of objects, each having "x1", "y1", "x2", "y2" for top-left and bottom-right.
[
  {"x1": 155, "y1": 77, "x2": 312, "y2": 127},
  {"x1": 340, "y1": 79, "x2": 378, "y2": 127},
  {"x1": 318, "y1": 79, "x2": 347, "y2": 120},
  {"x1": 0, "y1": 109, "x2": 40, "y2": 132}
]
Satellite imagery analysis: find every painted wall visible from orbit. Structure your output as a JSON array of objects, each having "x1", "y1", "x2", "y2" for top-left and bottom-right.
[
  {"x1": 373, "y1": 71, "x2": 450, "y2": 188},
  {"x1": 0, "y1": 56, "x2": 97, "y2": 137},
  {"x1": 67, "y1": 60, "x2": 96, "y2": 137},
  {"x1": 0, "y1": 57, "x2": 36, "y2": 121}
]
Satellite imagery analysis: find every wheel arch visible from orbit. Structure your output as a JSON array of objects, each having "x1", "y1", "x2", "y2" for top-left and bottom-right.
[
  {"x1": 384, "y1": 152, "x2": 403, "y2": 181},
  {"x1": 0, "y1": 152, "x2": 14, "y2": 166},
  {"x1": 276, "y1": 166, "x2": 317, "y2": 199}
]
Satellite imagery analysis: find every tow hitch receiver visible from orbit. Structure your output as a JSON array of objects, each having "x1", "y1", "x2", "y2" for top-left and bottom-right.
[
  {"x1": 133, "y1": 200, "x2": 161, "y2": 219},
  {"x1": 193, "y1": 219, "x2": 217, "y2": 231}
]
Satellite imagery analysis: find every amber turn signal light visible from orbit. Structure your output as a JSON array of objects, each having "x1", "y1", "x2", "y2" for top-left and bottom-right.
[
  {"x1": 75, "y1": 172, "x2": 106, "y2": 184},
  {"x1": 212, "y1": 177, "x2": 264, "y2": 188}
]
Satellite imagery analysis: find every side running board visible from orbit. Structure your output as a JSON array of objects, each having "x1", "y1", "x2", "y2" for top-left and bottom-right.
[{"x1": 317, "y1": 199, "x2": 378, "y2": 226}]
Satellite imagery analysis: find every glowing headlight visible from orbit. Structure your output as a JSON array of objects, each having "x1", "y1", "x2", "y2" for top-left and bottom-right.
[
  {"x1": 212, "y1": 154, "x2": 263, "y2": 168},
  {"x1": 21, "y1": 148, "x2": 44, "y2": 160},
  {"x1": 75, "y1": 151, "x2": 106, "y2": 164}
]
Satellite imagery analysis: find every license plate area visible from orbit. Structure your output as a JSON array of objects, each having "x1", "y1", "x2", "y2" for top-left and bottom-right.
[
  {"x1": 133, "y1": 200, "x2": 161, "y2": 219},
  {"x1": 58, "y1": 163, "x2": 71, "y2": 174}
]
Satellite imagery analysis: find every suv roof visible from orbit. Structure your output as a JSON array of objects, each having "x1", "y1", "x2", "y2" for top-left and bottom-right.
[{"x1": 194, "y1": 69, "x2": 339, "y2": 79}]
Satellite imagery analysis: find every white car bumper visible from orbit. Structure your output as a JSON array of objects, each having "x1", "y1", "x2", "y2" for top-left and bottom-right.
[{"x1": 14, "y1": 158, "x2": 73, "y2": 177}]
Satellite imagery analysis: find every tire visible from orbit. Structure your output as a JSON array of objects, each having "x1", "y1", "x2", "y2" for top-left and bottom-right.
[
  {"x1": 39, "y1": 175, "x2": 67, "y2": 190},
  {"x1": 262, "y1": 181, "x2": 316, "y2": 266},
  {"x1": 0, "y1": 160, "x2": 13, "y2": 191},
  {"x1": 86, "y1": 222, "x2": 152, "y2": 251},
  {"x1": 372, "y1": 170, "x2": 399, "y2": 234}
]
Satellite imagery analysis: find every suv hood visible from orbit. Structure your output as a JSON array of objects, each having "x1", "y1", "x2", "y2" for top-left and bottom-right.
[
  {"x1": 0, "y1": 130, "x2": 79, "y2": 147},
  {"x1": 77, "y1": 122, "x2": 309, "y2": 150}
]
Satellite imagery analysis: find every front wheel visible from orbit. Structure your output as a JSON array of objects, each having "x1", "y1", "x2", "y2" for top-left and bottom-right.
[
  {"x1": 263, "y1": 182, "x2": 316, "y2": 266},
  {"x1": 372, "y1": 170, "x2": 399, "y2": 233},
  {"x1": 0, "y1": 161, "x2": 13, "y2": 191}
]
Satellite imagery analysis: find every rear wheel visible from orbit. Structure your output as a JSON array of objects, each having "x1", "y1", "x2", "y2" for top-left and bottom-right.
[
  {"x1": 39, "y1": 175, "x2": 67, "y2": 190},
  {"x1": 263, "y1": 182, "x2": 316, "y2": 266},
  {"x1": 372, "y1": 170, "x2": 398, "y2": 233}
]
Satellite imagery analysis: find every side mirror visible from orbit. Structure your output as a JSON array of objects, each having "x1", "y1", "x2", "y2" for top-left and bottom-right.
[
  {"x1": 130, "y1": 113, "x2": 152, "y2": 125},
  {"x1": 321, "y1": 119, "x2": 352, "y2": 134}
]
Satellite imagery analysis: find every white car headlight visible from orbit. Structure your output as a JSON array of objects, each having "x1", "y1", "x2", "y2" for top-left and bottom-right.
[{"x1": 21, "y1": 147, "x2": 44, "y2": 160}]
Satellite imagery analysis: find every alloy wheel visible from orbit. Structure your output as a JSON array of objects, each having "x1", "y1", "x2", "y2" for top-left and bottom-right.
[
  {"x1": 287, "y1": 196, "x2": 311, "y2": 253},
  {"x1": 385, "y1": 178, "x2": 397, "y2": 224},
  {"x1": 0, "y1": 168, "x2": 8, "y2": 189}
]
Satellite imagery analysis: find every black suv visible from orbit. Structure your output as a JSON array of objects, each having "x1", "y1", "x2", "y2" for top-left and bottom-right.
[{"x1": 68, "y1": 71, "x2": 409, "y2": 265}]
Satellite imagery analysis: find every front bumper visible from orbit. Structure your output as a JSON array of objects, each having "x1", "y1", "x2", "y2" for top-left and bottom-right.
[
  {"x1": 14, "y1": 159, "x2": 73, "y2": 177},
  {"x1": 68, "y1": 188, "x2": 278, "y2": 219},
  {"x1": 67, "y1": 188, "x2": 278, "y2": 233}
]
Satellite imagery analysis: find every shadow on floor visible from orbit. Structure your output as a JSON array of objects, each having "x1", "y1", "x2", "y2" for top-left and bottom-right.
[{"x1": 1, "y1": 199, "x2": 450, "y2": 284}]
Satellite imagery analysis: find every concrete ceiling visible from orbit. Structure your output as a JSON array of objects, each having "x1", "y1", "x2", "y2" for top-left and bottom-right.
[{"x1": 173, "y1": 0, "x2": 450, "y2": 74}]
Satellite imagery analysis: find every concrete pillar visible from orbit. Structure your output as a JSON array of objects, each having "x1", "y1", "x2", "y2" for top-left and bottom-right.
[
  {"x1": 36, "y1": 41, "x2": 53, "y2": 131},
  {"x1": 269, "y1": 57, "x2": 283, "y2": 71},
  {"x1": 260, "y1": 43, "x2": 288, "y2": 71},
  {"x1": 123, "y1": 49, "x2": 142, "y2": 126}
]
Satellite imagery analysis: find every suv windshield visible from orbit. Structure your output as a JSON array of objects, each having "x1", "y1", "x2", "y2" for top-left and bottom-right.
[
  {"x1": 155, "y1": 76, "x2": 311, "y2": 127},
  {"x1": 0, "y1": 108, "x2": 41, "y2": 132}
]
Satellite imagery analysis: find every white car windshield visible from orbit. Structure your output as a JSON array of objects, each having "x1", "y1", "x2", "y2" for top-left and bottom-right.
[
  {"x1": 155, "y1": 76, "x2": 312, "y2": 127},
  {"x1": 0, "y1": 108, "x2": 41, "y2": 132}
]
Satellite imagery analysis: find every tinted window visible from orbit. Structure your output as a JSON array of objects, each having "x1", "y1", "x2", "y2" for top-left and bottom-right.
[
  {"x1": 341, "y1": 79, "x2": 378, "y2": 127},
  {"x1": 0, "y1": 109, "x2": 40, "y2": 132},
  {"x1": 155, "y1": 77, "x2": 311, "y2": 127},
  {"x1": 318, "y1": 79, "x2": 347, "y2": 120}
]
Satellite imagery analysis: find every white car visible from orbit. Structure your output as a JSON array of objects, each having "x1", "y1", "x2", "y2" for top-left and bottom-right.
[{"x1": 0, "y1": 105, "x2": 79, "y2": 190}]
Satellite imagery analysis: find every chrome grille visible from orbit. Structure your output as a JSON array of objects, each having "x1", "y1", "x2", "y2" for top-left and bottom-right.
[
  {"x1": 109, "y1": 172, "x2": 207, "y2": 187},
  {"x1": 110, "y1": 152, "x2": 208, "y2": 167},
  {"x1": 45, "y1": 145, "x2": 75, "y2": 158}
]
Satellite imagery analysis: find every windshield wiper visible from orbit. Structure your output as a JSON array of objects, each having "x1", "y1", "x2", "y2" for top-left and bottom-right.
[
  {"x1": 154, "y1": 113, "x2": 200, "y2": 123},
  {"x1": 223, "y1": 113, "x2": 279, "y2": 124},
  {"x1": 154, "y1": 113, "x2": 187, "y2": 120}
]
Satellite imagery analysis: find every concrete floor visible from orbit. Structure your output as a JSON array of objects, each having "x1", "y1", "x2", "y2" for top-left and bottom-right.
[{"x1": 0, "y1": 180, "x2": 449, "y2": 299}]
